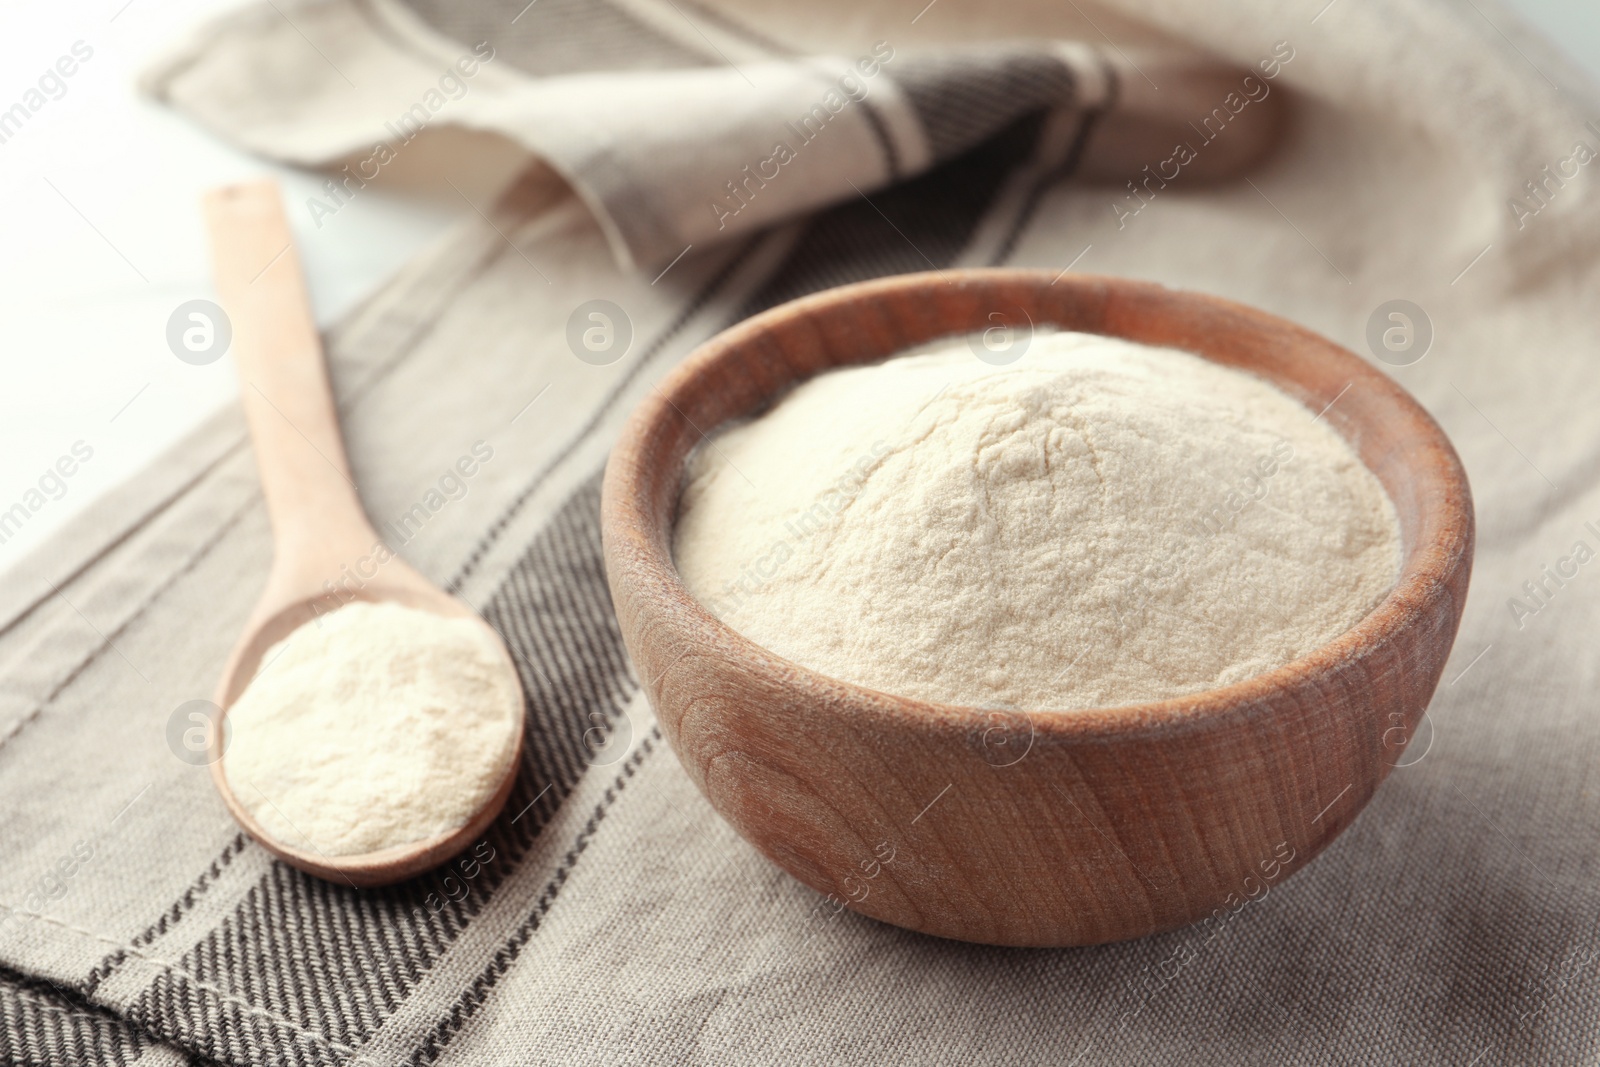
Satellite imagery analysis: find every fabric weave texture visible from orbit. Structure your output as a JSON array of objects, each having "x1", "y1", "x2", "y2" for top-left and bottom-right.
[{"x1": 2, "y1": 0, "x2": 1597, "y2": 1063}]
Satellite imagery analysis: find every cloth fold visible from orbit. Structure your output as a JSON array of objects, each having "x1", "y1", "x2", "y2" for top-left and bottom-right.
[
  {"x1": 4, "y1": 0, "x2": 1600, "y2": 1064},
  {"x1": 142, "y1": 0, "x2": 1279, "y2": 269}
]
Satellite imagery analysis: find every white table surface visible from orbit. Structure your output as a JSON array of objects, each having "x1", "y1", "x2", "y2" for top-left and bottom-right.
[{"x1": 1, "y1": 0, "x2": 1595, "y2": 566}]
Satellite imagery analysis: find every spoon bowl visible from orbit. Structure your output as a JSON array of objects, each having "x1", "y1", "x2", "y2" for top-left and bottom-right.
[
  {"x1": 204, "y1": 181, "x2": 522, "y2": 888},
  {"x1": 209, "y1": 577, "x2": 523, "y2": 888}
]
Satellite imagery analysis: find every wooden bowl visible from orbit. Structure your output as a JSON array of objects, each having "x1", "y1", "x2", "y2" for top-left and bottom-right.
[{"x1": 600, "y1": 270, "x2": 1473, "y2": 947}]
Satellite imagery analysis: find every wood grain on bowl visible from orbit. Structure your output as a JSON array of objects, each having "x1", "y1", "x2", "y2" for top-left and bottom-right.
[{"x1": 601, "y1": 270, "x2": 1473, "y2": 947}]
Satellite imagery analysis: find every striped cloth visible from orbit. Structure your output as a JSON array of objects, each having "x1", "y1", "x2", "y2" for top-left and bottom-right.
[{"x1": 3, "y1": 0, "x2": 1599, "y2": 1064}]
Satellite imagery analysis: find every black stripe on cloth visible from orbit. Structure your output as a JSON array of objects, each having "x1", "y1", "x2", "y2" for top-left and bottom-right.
[
  {"x1": 734, "y1": 109, "x2": 1051, "y2": 317},
  {"x1": 407, "y1": 728, "x2": 661, "y2": 1067},
  {"x1": 82, "y1": 833, "x2": 249, "y2": 998},
  {"x1": 118, "y1": 475, "x2": 637, "y2": 1064},
  {"x1": 397, "y1": 0, "x2": 715, "y2": 75},
  {"x1": 889, "y1": 46, "x2": 1077, "y2": 165},
  {"x1": 987, "y1": 107, "x2": 1110, "y2": 267},
  {"x1": 0, "y1": 966, "x2": 150, "y2": 1067},
  {"x1": 987, "y1": 58, "x2": 1120, "y2": 267},
  {"x1": 856, "y1": 95, "x2": 902, "y2": 181},
  {"x1": 479, "y1": 472, "x2": 639, "y2": 850},
  {"x1": 130, "y1": 965, "x2": 349, "y2": 1067}
]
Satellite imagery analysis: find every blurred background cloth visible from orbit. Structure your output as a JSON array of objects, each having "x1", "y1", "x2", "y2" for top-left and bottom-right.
[
  {"x1": 141, "y1": 0, "x2": 1284, "y2": 268},
  {"x1": 2, "y1": 0, "x2": 1599, "y2": 1064}
]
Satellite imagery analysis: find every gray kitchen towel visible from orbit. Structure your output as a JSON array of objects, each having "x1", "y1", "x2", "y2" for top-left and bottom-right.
[{"x1": 2, "y1": 0, "x2": 1599, "y2": 1064}]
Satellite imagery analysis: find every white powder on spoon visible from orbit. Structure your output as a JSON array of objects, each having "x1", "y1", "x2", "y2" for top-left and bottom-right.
[
  {"x1": 222, "y1": 600, "x2": 521, "y2": 856},
  {"x1": 674, "y1": 330, "x2": 1401, "y2": 711}
]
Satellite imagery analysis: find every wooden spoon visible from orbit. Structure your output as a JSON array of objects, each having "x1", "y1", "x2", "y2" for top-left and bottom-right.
[{"x1": 203, "y1": 179, "x2": 522, "y2": 888}]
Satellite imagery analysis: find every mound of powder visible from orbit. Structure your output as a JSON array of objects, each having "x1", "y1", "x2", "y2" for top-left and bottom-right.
[
  {"x1": 222, "y1": 600, "x2": 521, "y2": 856},
  {"x1": 674, "y1": 330, "x2": 1401, "y2": 710}
]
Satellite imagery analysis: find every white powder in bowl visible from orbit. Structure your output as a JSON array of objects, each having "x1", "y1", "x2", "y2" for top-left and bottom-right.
[
  {"x1": 222, "y1": 600, "x2": 521, "y2": 856},
  {"x1": 674, "y1": 330, "x2": 1401, "y2": 711}
]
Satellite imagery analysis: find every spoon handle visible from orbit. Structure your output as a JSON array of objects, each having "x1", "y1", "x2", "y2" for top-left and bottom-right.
[{"x1": 204, "y1": 180, "x2": 378, "y2": 581}]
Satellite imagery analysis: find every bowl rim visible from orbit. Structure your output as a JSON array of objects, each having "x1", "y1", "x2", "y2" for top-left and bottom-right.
[{"x1": 605, "y1": 268, "x2": 1474, "y2": 742}]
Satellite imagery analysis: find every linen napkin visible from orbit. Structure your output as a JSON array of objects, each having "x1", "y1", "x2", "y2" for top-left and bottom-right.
[{"x1": 2, "y1": 0, "x2": 1598, "y2": 1063}]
